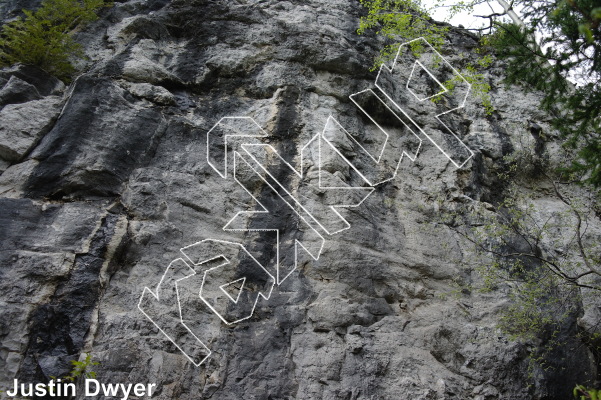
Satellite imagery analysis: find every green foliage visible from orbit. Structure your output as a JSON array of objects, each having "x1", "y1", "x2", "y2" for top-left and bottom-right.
[
  {"x1": 360, "y1": 0, "x2": 601, "y2": 184},
  {"x1": 433, "y1": 48, "x2": 495, "y2": 114},
  {"x1": 451, "y1": 0, "x2": 601, "y2": 186},
  {"x1": 47, "y1": 354, "x2": 99, "y2": 395},
  {"x1": 357, "y1": 0, "x2": 495, "y2": 115},
  {"x1": 438, "y1": 147, "x2": 601, "y2": 378},
  {"x1": 575, "y1": 385, "x2": 601, "y2": 399},
  {"x1": 0, "y1": 354, "x2": 99, "y2": 399},
  {"x1": 66, "y1": 353, "x2": 99, "y2": 381},
  {"x1": 489, "y1": 17, "x2": 600, "y2": 185},
  {"x1": 357, "y1": 0, "x2": 450, "y2": 67},
  {"x1": 463, "y1": 197, "x2": 583, "y2": 336},
  {"x1": 0, "y1": 0, "x2": 110, "y2": 81}
]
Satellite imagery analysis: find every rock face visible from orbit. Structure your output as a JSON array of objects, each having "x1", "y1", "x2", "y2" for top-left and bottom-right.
[{"x1": 0, "y1": 0, "x2": 599, "y2": 399}]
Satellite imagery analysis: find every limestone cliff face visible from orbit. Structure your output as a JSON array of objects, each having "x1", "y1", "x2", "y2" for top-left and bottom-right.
[{"x1": 0, "y1": 1, "x2": 598, "y2": 399}]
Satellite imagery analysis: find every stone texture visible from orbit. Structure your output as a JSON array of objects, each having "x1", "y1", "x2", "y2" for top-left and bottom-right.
[
  {"x1": 0, "y1": 0, "x2": 599, "y2": 399},
  {"x1": 119, "y1": 81, "x2": 177, "y2": 105},
  {"x1": 0, "y1": 64, "x2": 65, "y2": 98},
  {"x1": 0, "y1": 75, "x2": 42, "y2": 107},
  {"x1": 0, "y1": 0, "x2": 40, "y2": 21},
  {"x1": 0, "y1": 96, "x2": 62, "y2": 162}
]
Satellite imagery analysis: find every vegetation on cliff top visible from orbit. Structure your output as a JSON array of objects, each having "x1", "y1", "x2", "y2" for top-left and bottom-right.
[
  {"x1": 358, "y1": 0, "x2": 601, "y2": 187},
  {"x1": 0, "y1": 0, "x2": 110, "y2": 81}
]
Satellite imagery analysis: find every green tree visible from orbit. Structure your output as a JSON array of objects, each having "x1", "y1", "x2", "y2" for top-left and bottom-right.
[
  {"x1": 361, "y1": 0, "x2": 601, "y2": 387},
  {"x1": 0, "y1": 0, "x2": 109, "y2": 81},
  {"x1": 574, "y1": 384, "x2": 601, "y2": 399},
  {"x1": 359, "y1": 0, "x2": 601, "y2": 185},
  {"x1": 485, "y1": 0, "x2": 601, "y2": 186},
  {"x1": 357, "y1": 0, "x2": 450, "y2": 67},
  {"x1": 441, "y1": 0, "x2": 601, "y2": 186},
  {"x1": 65, "y1": 352, "x2": 100, "y2": 381}
]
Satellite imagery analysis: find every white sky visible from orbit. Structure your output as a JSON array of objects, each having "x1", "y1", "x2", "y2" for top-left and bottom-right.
[
  {"x1": 421, "y1": 0, "x2": 513, "y2": 30},
  {"x1": 419, "y1": 1, "x2": 590, "y2": 86}
]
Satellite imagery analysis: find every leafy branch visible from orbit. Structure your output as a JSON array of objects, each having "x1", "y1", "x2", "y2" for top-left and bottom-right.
[{"x1": 357, "y1": 0, "x2": 496, "y2": 114}]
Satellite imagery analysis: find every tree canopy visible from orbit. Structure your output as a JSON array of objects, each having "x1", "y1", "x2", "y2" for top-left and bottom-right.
[{"x1": 488, "y1": 0, "x2": 601, "y2": 186}]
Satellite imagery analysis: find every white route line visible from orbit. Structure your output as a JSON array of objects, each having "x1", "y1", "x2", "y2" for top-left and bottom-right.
[
  {"x1": 225, "y1": 151, "x2": 326, "y2": 285},
  {"x1": 240, "y1": 142, "x2": 374, "y2": 236},
  {"x1": 219, "y1": 277, "x2": 246, "y2": 304},
  {"x1": 406, "y1": 60, "x2": 449, "y2": 102},
  {"x1": 348, "y1": 89, "x2": 422, "y2": 165},
  {"x1": 375, "y1": 37, "x2": 475, "y2": 168},
  {"x1": 138, "y1": 258, "x2": 211, "y2": 367},
  {"x1": 188, "y1": 239, "x2": 275, "y2": 326},
  {"x1": 207, "y1": 116, "x2": 269, "y2": 180},
  {"x1": 139, "y1": 36, "x2": 476, "y2": 367}
]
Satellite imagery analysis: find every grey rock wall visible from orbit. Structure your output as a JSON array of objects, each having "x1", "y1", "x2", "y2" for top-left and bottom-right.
[{"x1": 0, "y1": 0, "x2": 598, "y2": 399}]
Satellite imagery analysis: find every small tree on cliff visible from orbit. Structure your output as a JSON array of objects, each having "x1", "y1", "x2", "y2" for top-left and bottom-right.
[{"x1": 0, "y1": 0, "x2": 110, "y2": 81}]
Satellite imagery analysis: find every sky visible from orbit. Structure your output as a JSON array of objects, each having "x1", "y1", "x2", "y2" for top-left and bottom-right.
[
  {"x1": 419, "y1": 1, "x2": 590, "y2": 86},
  {"x1": 420, "y1": 0, "x2": 513, "y2": 30}
]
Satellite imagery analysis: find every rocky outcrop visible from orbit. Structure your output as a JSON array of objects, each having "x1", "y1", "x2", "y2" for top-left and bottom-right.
[{"x1": 0, "y1": 0, "x2": 598, "y2": 399}]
